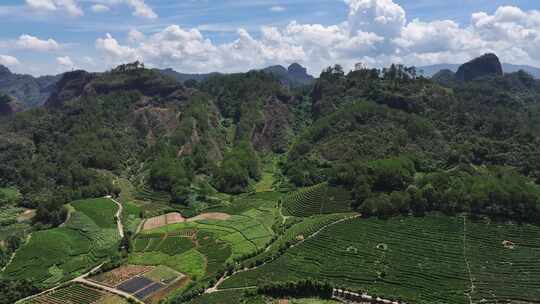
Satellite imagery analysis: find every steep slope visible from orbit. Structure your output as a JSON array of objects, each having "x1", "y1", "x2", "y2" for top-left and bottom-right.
[
  {"x1": 456, "y1": 53, "x2": 503, "y2": 82},
  {"x1": 0, "y1": 65, "x2": 61, "y2": 107},
  {"x1": 0, "y1": 93, "x2": 22, "y2": 116}
]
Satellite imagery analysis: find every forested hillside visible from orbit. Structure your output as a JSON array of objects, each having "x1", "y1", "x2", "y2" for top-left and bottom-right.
[{"x1": 2, "y1": 54, "x2": 540, "y2": 304}]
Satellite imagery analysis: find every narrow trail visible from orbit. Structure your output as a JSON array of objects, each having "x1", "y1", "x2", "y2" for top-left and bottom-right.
[
  {"x1": 106, "y1": 196, "x2": 125, "y2": 238},
  {"x1": 205, "y1": 214, "x2": 361, "y2": 294},
  {"x1": 15, "y1": 263, "x2": 105, "y2": 304},
  {"x1": 463, "y1": 215, "x2": 475, "y2": 304},
  {"x1": 1, "y1": 233, "x2": 32, "y2": 272},
  {"x1": 15, "y1": 197, "x2": 127, "y2": 303}
]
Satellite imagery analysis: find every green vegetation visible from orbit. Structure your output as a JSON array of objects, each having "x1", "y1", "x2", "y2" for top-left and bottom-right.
[
  {"x1": 144, "y1": 265, "x2": 182, "y2": 283},
  {"x1": 72, "y1": 198, "x2": 118, "y2": 229},
  {"x1": 129, "y1": 248, "x2": 206, "y2": 279},
  {"x1": 1, "y1": 200, "x2": 120, "y2": 287},
  {"x1": 282, "y1": 183, "x2": 351, "y2": 217},
  {"x1": 222, "y1": 215, "x2": 540, "y2": 304},
  {"x1": 24, "y1": 283, "x2": 104, "y2": 304}
]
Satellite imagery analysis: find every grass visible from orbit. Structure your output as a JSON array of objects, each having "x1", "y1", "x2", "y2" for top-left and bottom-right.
[
  {"x1": 71, "y1": 198, "x2": 118, "y2": 229},
  {"x1": 122, "y1": 201, "x2": 142, "y2": 233},
  {"x1": 129, "y1": 248, "x2": 206, "y2": 280},
  {"x1": 144, "y1": 265, "x2": 181, "y2": 283},
  {"x1": 2, "y1": 205, "x2": 120, "y2": 287},
  {"x1": 255, "y1": 171, "x2": 274, "y2": 192},
  {"x1": 141, "y1": 207, "x2": 277, "y2": 260},
  {"x1": 0, "y1": 187, "x2": 20, "y2": 201}
]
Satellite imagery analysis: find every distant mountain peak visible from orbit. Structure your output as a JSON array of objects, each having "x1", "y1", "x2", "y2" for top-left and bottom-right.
[
  {"x1": 456, "y1": 53, "x2": 503, "y2": 82},
  {"x1": 0, "y1": 64, "x2": 12, "y2": 76}
]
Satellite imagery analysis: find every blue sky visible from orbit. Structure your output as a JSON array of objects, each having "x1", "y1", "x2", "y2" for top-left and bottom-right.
[{"x1": 0, "y1": 0, "x2": 539, "y2": 75}]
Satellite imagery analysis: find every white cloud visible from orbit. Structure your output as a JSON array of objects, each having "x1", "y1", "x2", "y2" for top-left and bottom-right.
[
  {"x1": 25, "y1": 0, "x2": 83, "y2": 16},
  {"x1": 96, "y1": 33, "x2": 138, "y2": 63},
  {"x1": 125, "y1": 0, "x2": 157, "y2": 19},
  {"x1": 91, "y1": 4, "x2": 110, "y2": 13},
  {"x1": 26, "y1": 0, "x2": 56, "y2": 11},
  {"x1": 16, "y1": 34, "x2": 61, "y2": 51},
  {"x1": 90, "y1": 0, "x2": 157, "y2": 19},
  {"x1": 345, "y1": 0, "x2": 405, "y2": 38},
  {"x1": 0, "y1": 55, "x2": 20, "y2": 66},
  {"x1": 92, "y1": 0, "x2": 540, "y2": 74},
  {"x1": 270, "y1": 6, "x2": 286, "y2": 12},
  {"x1": 127, "y1": 29, "x2": 145, "y2": 44},
  {"x1": 57, "y1": 55, "x2": 74, "y2": 68}
]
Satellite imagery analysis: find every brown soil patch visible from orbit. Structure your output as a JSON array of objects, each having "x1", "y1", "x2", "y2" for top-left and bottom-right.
[
  {"x1": 17, "y1": 209, "x2": 36, "y2": 222},
  {"x1": 503, "y1": 240, "x2": 516, "y2": 249},
  {"x1": 166, "y1": 212, "x2": 185, "y2": 224},
  {"x1": 187, "y1": 212, "x2": 231, "y2": 222},
  {"x1": 277, "y1": 300, "x2": 289, "y2": 304},
  {"x1": 143, "y1": 212, "x2": 185, "y2": 231},
  {"x1": 91, "y1": 265, "x2": 154, "y2": 287},
  {"x1": 146, "y1": 276, "x2": 191, "y2": 304}
]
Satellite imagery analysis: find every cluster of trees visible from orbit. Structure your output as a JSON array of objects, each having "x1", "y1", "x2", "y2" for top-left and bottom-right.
[
  {"x1": 214, "y1": 141, "x2": 261, "y2": 194},
  {"x1": 329, "y1": 155, "x2": 540, "y2": 221},
  {"x1": 0, "y1": 279, "x2": 39, "y2": 304},
  {"x1": 257, "y1": 280, "x2": 333, "y2": 299},
  {"x1": 148, "y1": 155, "x2": 192, "y2": 204}
]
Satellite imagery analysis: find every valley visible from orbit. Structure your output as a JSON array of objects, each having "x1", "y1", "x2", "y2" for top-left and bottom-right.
[{"x1": 1, "y1": 53, "x2": 540, "y2": 304}]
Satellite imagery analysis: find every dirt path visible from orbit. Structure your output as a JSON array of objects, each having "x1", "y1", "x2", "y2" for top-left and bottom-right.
[
  {"x1": 205, "y1": 214, "x2": 361, "y2": 293},
  {"x1": 15, "y1": 263, "x2": 105, "y2": 304},
  {"x1": 106, "y1": 196, "x2": 124, "y2": 238},
  {"x1": 1, "y1": 233, "x2": 32, "y2": 272},
  {"x1": 463, "y1": 215, "x2": 475, "y2": 304}
]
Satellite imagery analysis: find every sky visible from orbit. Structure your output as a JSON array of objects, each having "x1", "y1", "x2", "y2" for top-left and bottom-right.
[{"x1": 0, "y1": 0, "x2": 539, "y2": 76}]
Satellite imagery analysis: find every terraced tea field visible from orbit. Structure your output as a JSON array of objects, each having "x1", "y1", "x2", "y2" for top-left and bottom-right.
[
  {"x1": 23, "y1": 283, "x2": 112, "y2": 304},
  {"x1": 282, "y1": 183, "x2": 351, "y2": 217},
  {"x1": 221, "y1": 215, "x2": 540, "y2": 304},
  {"x1": 2, "y1": 198, "x2": 120, "y2": 286}
]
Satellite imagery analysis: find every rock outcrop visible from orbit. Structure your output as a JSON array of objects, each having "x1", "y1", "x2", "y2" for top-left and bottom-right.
[{"x1": 456, "y1": 53, "x2": 503, "y2": 82}]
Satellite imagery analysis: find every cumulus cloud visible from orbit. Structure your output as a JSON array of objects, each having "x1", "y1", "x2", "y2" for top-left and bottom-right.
[
  {"x1": 126, "y1": 0, "x2": 157, "y2": 19},
  {"x1": 57, "y1": 55, "x2": 74, "y2": 68},
  {"x1": 127, "y1": 29, "x2": 145, "y2": 44},
  {"x1": 96, "y1": 33, "x2": 138, "y2": 63},
  {"x1": 16, "y1": 35, "x2": 61, "y2": 51},
  {"x1": 270, "y1": 6, "x2": 286, "y2": 12},
  {"x1": 26, "y1": 0, "x2": 83, "y2": 16},
  {"x1": 91, "y1": 4, "x2": 110, "y2": 13},
  {"x1": 94, "y1": 0, "x2": 540, "y2": 74},
  {"x1": 0, "y1": 55, "x2": 20, "y2": 66}
]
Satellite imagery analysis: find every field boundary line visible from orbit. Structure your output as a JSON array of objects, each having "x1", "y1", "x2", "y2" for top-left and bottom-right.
[
  {"x1": 463, "y1": 215, "x2": 475, "y2": 304},
  {"x1": 205, "y1": 213, "x2": 361, "y2": 294},
  {"x1": 107, "y1": 196, "x2": 124, "y2": 238},
  {"x1": 1, "y1": 232, "x2": 32, "y2": 272}
]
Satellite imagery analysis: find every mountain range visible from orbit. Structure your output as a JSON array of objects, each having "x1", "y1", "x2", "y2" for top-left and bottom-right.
[
  {"x1": 418, "y1": 62, "x2": 540, "y2": 78},
  {"x1": 0, "y1": 63, "x2": 314, "y2": 109}
]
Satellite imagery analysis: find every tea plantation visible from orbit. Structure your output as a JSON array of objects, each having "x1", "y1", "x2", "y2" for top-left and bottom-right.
[
  {"x1": 1, "y1": 198, "x2": 120, "y2": 287},
  {"x1": 221, "y1": 215, "x2": 540, "y2": 304}
]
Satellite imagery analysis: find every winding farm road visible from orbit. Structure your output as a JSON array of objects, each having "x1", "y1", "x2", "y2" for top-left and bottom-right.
[
  {"x1": 106, "y1": 196, "x2": 124, "y2": 238},
  {"x1": 205, "y1": 214, "x2": 361, "y2": 294}
]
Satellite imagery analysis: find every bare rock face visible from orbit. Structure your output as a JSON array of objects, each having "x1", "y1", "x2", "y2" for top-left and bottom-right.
[
  {"x1": 44, "y1": 70, "x2": 94, "y2": 108},
  {"x1": 456, "y1": 53, "x2": 503, "y2": 82},
  {"x1": 0, "y1": 93, "x2": 22, "y2": 116}
]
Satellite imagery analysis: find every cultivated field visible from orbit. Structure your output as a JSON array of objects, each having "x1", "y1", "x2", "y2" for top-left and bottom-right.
[
  {"x1": 282, "y1": 183, "x2": 352, "y2": 217},
  {"x1": 142, "y1": 212, "x2": 185, "y2": 231},
  {"x1": 221, "y1": 215, "x2": 540, "y2": 304},
  {"x1": 23, "y1": 283, "x2": 110, "y2": 304},
  {"x1": 2, "y1": 199, "x2": 120, "y2": 286}
]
